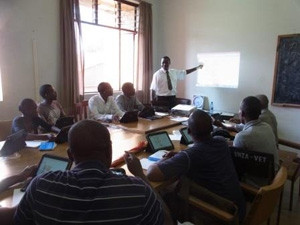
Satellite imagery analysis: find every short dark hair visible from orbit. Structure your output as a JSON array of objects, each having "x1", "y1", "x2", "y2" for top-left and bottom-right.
[
  {"x1": 121, "y1": 82, "x2": 133, "y2": 93},
  {"x1": 241, "y1": 96, "x2": 261, "y2": 120},
  {"x1": 162, "y1": 56, "x2": 171, "y2": 62},
  {"x1": 68, "y1": 120, "x2": 112, "y2": 162},
  {"x1": 188, "y1": 109, "x2": 213, "y2": 139},
  {"x1": 255, "y1": 94, "x2": 269, "y2": 109},
  {"x1": 97, "y1": 82, "x2": 110, "y2": 93},
  {"x1": 39, "y1": 84, "x2": 52, "y2": 98},
  {"x1": 19, "y1": 98, "x2": 36, "y2": 112}
]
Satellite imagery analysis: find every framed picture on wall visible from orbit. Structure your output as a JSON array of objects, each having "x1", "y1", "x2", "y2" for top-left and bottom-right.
[{"x1": 272, "y1": 34, "x2": 300, "y2": 108}]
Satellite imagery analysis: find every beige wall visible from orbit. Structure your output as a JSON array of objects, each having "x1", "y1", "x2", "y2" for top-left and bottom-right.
[
  {"x1": 154, "y1": 0, "x2": 300, "y2": 142},
  {"x1": 0, "y1": 0, "x2": 60, "y2": 119}
]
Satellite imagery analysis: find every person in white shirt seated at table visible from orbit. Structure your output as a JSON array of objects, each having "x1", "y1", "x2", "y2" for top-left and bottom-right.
[
  {"x1": 116, "y1": 82, "x2": 145, "y2": 112},
  {"x1": 88, "y1": 82, "x2": 124, "y2": 122}
]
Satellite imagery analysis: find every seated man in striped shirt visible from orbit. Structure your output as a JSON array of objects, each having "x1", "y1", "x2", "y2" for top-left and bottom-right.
[{"x1": 14, "y1": 120, "x2": 166, "y2": 225}]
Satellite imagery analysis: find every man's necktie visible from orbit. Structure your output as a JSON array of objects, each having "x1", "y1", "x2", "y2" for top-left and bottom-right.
[{"x1": 166, "y1": 71, "x2": 173, "y2": 90}]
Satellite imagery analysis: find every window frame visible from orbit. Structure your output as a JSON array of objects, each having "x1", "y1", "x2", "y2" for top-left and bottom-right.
[{"x1": 77, "y1": 0, "x2": 139, "y2": 93}]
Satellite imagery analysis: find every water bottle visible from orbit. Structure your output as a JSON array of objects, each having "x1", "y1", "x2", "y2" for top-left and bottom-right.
[{"x1": 210, "y1": 101, "x2": 214, "y2": 114}]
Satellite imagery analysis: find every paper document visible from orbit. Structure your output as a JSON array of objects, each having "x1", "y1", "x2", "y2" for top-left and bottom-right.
[
  {"x1": 12, "y1": 188, "x2": 25, "y2": 206},
  {"x1": 140, "y1": 158, "x2": 156, "y2": 170},
  {"x1": 172, "y1": 104, "x2": 196, "y2": 111},
  {"x1": 26, "y1": 140, "x2": 43, "y2": 148},
  {"x1": 148, "y1": 150, "x2": 168, "y2": 161},
  {"x1": 0, "y1": 140, "x2": 5, "y2": 149},
  {"x1": 170, "y1": 117, "x2": 188, "y2": 122},
  {"x1": 155, "y1": 112, "x2": 169, "y2": 117},
  {"x1": 169, "y1": 134, "x2": 181, "y2": 141}
]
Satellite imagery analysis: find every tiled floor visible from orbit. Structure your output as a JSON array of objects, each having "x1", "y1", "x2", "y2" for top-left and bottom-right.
[{"x1": 270, "y1": 178, "x2": 300, "y2": 225}]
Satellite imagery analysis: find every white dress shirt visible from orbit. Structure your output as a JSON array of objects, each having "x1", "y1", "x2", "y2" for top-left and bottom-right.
[
  {"x1": 88, "y1": 94, "x2": 124, "y2": 122},
  {"x1": 150, "y1": 68, "x2": 186, "y2": 96}
]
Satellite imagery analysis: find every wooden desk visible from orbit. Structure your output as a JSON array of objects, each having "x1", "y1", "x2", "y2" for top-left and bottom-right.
[
  {"x1": 0, "y1": 125, "x2": 186, "y2": 206},
  {"x1": 114, "y1": 116, "x2": 185, "y2": 134},
  {"x1": 120, "y1": 124, "x2": 188, "y2": 190}
]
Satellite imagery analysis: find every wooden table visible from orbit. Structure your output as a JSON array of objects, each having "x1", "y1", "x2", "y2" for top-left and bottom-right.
[
  {"x1": 0, "y1": 124, "x2": 187, "y2": 207},
  {"x1": 113, "y1": 116, "x2": 185, "y2": 134}
]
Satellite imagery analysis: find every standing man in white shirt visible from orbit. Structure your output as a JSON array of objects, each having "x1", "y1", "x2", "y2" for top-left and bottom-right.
[
  {"x1": 88, "y1": 82, "x2": 124, "y2": 122},
  {"x1": 150, "y1": 56, "x2": 203, "y2": 110}
]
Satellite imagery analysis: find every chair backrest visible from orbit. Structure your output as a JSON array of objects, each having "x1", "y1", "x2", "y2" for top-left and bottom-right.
[
  {"x1": 244, "y1": 166, "x2": 287, "y2": 225},
  {"x1": 0, "y1": 120, "x2": 12, "y2": 141},
  {"x1": 176, "y1": 98, "x2": 191, "y2": 105},
  {"x1": 230, "y1": 147, "x2": 275, "y2": 184},
  {"x1": 178, "y1": 176, "x2": 239, "y2": 225},
  {"x1": 74, "y1": 101, "x2": 88, "y2": 122}
]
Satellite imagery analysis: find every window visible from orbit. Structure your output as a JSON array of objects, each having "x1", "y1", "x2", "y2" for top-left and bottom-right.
[
  {"x1": 78, "y1": 0, "x2": 139, "y2": 93},
  {"x1": 196, "y1": 52, "x2": 240, "y2": 88}
]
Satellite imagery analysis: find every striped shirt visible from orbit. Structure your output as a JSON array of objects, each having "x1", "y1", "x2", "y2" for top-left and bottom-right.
[{"x1": 14, "y1": 161, "x2": 164, "y2": 225}]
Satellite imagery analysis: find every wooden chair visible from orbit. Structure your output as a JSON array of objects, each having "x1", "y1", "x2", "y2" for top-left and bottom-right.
[
  {"x1": 243, "y1": 166, "x2": 287, "y2": 225},
  {"x1": 73, "y1": 101, "x2": 88, "y2": 122},
  {"x1": 178, "y1": 166, "x2": 287, "y2": 225},
  {"x1": 176, "y1": 97, "x2": 191, "y2": 105},
  {"x1": 278, "y1": 138, "x2": 300, "y2": 211},
  {"x1": 0, "y1": 120, "x2": 12, "y2": 141},
  {"x1": 178, "y1": 176, "x2": 239, "y2": 225}
]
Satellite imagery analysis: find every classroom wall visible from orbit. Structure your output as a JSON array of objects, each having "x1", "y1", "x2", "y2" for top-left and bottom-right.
[
  {"x1": 0, "y1": 0, "x2": 60, "y2": 119},
  {"x1": 1, "y1": 0, "x2": 299, "y2": 143},
  {"x1": 0, "y1": 0, "x2": 158, "y2": 121},
  {"x1": 155, "y1": 0, "x2": 300, "y2": 142}
]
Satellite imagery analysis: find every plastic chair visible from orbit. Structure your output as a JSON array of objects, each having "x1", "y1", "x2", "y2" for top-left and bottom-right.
[
  {"x1": 178, "y1": 166, "x2": 287, "y2": 225},
  {"x1": 73, "y1": 101, "x2": 88, "y2": 122},
  {"x1": 0, "y1": 120, "x2": 12, "y2": 141}
]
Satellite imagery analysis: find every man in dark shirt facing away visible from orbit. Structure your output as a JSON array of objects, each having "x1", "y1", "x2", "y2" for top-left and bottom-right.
[{"x1": 146, "y1": 109, "x2": 246, "y2": 222}]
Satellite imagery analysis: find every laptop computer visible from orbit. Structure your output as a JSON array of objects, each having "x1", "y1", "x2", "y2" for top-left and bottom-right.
[
  {"x1": 55, "y1": 126, "x2": 72, "y2": 144},
  {"x1": 21, "y1": 153, "x2": 72, "y2": 191},
  {"x1": 138, "y1": 107, "x2": 155, "y2": 118},
  {"x1": 55, "y1": 116, "x2": 74, "y2": 129},
  {"x1": 0, "y1": 130, "x2": 27, "y2": 157},
  {"x1": 146, "y1": 131, "x2": 174, "y2": 153},
  {"x1": 119, "y1": 111, "x2": 139, "y2": 123}
]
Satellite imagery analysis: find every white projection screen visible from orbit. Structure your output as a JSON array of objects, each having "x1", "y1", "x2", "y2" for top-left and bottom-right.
[{"x1": 197, "y1": 52, "x2": 240, "y2": 88}]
